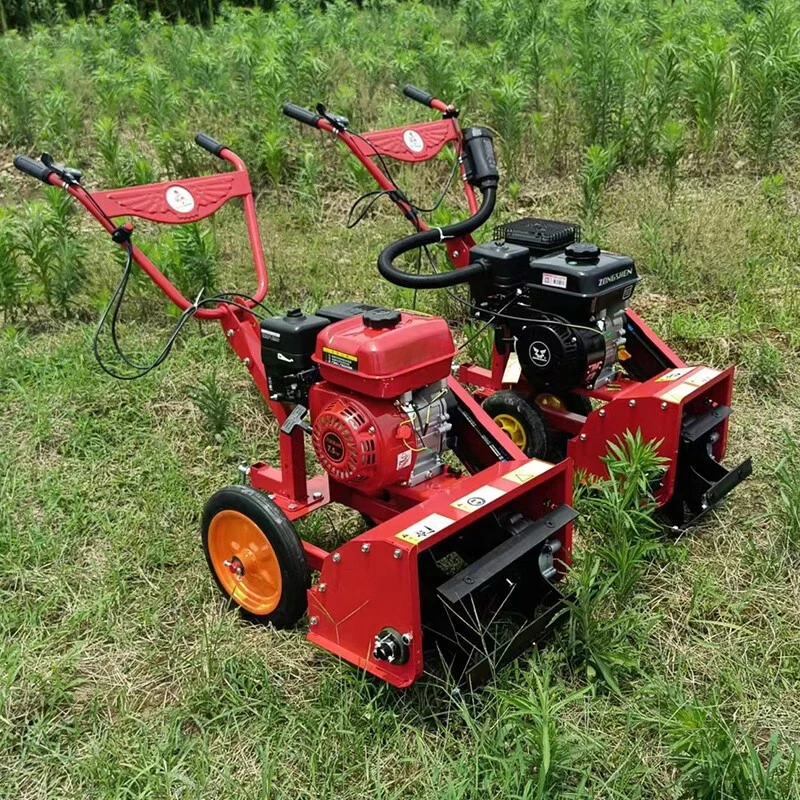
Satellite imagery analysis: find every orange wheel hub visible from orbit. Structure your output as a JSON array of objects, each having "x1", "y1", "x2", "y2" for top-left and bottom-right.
[{"x1": 207, "y1": 509, "x2": 282, "y2": 615}]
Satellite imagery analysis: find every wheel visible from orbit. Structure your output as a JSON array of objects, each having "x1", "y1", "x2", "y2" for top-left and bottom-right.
[
  {"x1": 201, "y1": 485, "x2": 310, "y2": 628},
  {"x1": 482, "y1": 390, "x2": 549, "y2": 459},
  {"x1": 534, "y1": 393, "x2": 593, "y2": 462}
]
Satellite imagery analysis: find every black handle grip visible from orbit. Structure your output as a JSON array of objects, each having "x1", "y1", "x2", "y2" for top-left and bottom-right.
[
  {"x1": 13, "y1": 155, "x2": 53, "y2": 183},
  {"x1": 194, "y1": 132, "x2": 226, "y2": 157},
  {"x1": 282, "y1": 102, "x2": 321, "y2": 128},
  {"x1": 402, "y1": 84, "x2": 435, "y2": 108}
]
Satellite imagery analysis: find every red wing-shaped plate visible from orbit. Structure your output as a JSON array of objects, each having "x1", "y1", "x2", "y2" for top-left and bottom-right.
[
  {"x1": 352, "y1": 119, "x2": 459, "y2": 163},
  {"x1": 90, "y1": 171, "x2": 252, "y2": 224}
]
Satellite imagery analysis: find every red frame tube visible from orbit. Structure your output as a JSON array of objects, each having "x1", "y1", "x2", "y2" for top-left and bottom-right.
[{"x1": 49, "y1": 148, "x2": 267, "y2": 320}]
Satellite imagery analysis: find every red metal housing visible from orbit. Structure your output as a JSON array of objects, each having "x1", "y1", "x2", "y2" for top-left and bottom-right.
[{"x1": 312, "y1": 312, "x2": 455, "y2": 397}]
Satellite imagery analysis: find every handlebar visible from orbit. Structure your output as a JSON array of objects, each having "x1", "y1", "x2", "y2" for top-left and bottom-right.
[
  {"x1": 282, "y1": 102, "x2": 321, "y2": 128},
  {"x1": 377, "y1": 186, "x2": 496, "y2": 289},
  {"x1": 194, "y1": 132, "x2": 226, "y2": 158},
  {"x1": 13, "y1": 155, "x2": 53, "y2": 183},
  {"x1": 402, "y1": 84, "x2": 436, "y2": 108}
]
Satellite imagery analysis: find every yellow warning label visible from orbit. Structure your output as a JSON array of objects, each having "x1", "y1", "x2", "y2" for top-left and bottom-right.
[
  {"x1": 656, "y1": 367, "x2": 693, "y2": 382},
  {"x1": 451, "y1": 485, "x2": 506, "y2": 514},
  {"x1": 395, "y1": 513, "x2": 453, "y2": 544},
  {"x1": 503, "y1": 460, "x2": 551, "y2": 484},
  {"x1": 685, "y1": 367, "x2": 720, "y2": 387},
  {"x1": 322, "y1": 346, "x2": 358, "y2": 371},
  {"x1": 662, "y1": 382, "x2": 697, "y2": 404}
]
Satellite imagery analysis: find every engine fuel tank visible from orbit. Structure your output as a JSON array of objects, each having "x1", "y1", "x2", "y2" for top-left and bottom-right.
[{"x1": 312, "y1": 308, "x2": 456, "y2": 398}]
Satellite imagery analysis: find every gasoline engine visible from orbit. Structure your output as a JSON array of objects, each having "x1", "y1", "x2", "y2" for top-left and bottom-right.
[
  {"x1": 471, "y1": 220, "x2": 639, "y2": 393},
  {"x1": 260, "y1": 303, "x2": 455, "y2": 494}
]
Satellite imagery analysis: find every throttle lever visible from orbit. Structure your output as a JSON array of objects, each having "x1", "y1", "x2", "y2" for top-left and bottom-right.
[
  {"x1": 41, "y1": 152, "x2": 83, "y2": 184},
  {"x1": 315, "y1": 103, "x2": 349, "y2": 132}
]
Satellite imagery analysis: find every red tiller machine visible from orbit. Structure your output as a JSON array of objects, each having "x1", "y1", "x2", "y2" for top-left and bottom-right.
[
  {"x1": 283, "y1": 86, "x2": 752, "y2": 529},
  {"x1": 14, "y1": 136, "x2": 576, "y2": 688}
]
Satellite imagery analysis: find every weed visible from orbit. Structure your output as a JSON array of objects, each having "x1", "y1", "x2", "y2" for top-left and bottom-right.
[
  {"x1": 188, "y1": 370, "x2": 232, "y2": 441},
  {"x1": 776, "y1": 431, "x2": 800, "y2": 554},
  {"x1": 579, "y1": 144, "x2": 617, "y2": 236}
]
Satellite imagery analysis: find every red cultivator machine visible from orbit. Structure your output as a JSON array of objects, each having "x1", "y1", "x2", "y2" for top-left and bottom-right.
[
  {"x1": 14, "y1": 136, "x2": 576, "y2": 688},
  {"x1": 283, "y1": 86, "x2": 752, "y2": 530}
]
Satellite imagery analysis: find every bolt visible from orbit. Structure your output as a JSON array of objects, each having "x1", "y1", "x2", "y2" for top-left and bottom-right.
[
  {"x1": 318, "y1": 583, "x2": 326, "y2": 592},
  {"x1": 464, "y1": 576, "x2": 473, "y2": 584},
  {"x1": 661, "y1": 401, "x2": 668, "y2": 410},
  {"x1": 243, "y1": 357, "x2": 251, "y2": 367},
  {"x1": 599, "y1": 408, "x2": 606, "y2": 417},
  {"x1": 579, "y1": 433, "x2": 587, "y2": 441},
  {"x1": 368, "y1": 426, "x2": 375, "y2": 434},
  {"x1": 312, "y1": 491, "x2": 323, "y2": 501},
  {"x1": 361, "y1": 543, "x2": 371, "y2": 553},
  {"x1": 309, "y1": 616, "x2": 319, "y2": 626},
  {"x1": 453, "y1": 250, "x2": 460, "y2": 258},
  {"x1": 288, "y1": 503, "x2": 297, "y2": 511},
  {"x1": 332, "y1": 553, "x2": 341, "y2": 563},
  {"x1": 402, "y1": 632, "x2": 413, "y2": 645},
  {"x1": 393, "y1": 548, "x2": 403, "y2": 559},
  {"x1": 629, "y1": 399, "x2": 636, "y2": 408},
  {"x1": 226, "y1": 329, "x2": 234, "y2": 338}
]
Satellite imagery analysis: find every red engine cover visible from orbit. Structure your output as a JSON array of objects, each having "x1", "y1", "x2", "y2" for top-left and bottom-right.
[
  {"x1": 312, "y1": 311, "x2": 455, "y2": 398},
  {"x1": 309, "y1": 382, "x2": 417, "y2": 493}
]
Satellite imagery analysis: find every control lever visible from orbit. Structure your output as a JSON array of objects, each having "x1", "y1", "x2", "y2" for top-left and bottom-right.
[
  {"x1": 315, "y1": 103, "x2": 349, "y2": 132},
  {"x1": 280, "y1": 404, "x2": 312, "y2": 435},
  {"x1": 41, "y1": 152, "x2": 83, "y2": 184}
]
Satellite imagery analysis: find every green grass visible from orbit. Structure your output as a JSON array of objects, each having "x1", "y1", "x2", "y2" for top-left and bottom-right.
[{"x1": 2, "y1": 1, "x2": 800, "y2": 797}]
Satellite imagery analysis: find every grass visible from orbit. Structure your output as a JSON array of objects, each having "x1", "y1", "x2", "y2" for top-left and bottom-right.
[{"x1": 1, "y1": 1, "x2": 800, "y2": 797}]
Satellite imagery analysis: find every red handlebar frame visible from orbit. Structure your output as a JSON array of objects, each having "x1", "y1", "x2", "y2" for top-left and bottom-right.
[
  {"x1": 50, "y1": 147, "x2": 268, "y2": 320},
  {"x1": 307, "y1": 91, "x2": 479, "y2": 268}
]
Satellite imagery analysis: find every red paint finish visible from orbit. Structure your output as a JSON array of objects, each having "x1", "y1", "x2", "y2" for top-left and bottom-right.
[
  {"x1": 568, "y1": 365, "x2": 735, "y2": 503},
  {"x1": 308, "y1": 382, "x2": 419, "y2": 494},
  {"x1": 313, "y1": 312, "x2": 455, "y2": 398},
  {"x1": 307, "y1": 457, "x2": 572, "y2": 687}
]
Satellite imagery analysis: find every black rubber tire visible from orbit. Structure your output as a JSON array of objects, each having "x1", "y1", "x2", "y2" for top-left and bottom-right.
[
  {"x1": 538, "y1": 394, "x2": 593, "y2": 462},
  {"x1": 201, "y1": 485, "x2": 310, "y2": 628},
  {"x1": 482, "y1": 390, "x2": 549, "y2": 459}
]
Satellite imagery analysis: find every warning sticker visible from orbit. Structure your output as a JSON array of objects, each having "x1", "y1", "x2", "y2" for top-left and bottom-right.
[
  {"x1": 396, "y1": 513, "x2": 453, "y2": 544},
  {"x1": 451, "y1": 484, "x2": 506, "y2": 514},
  {"x1": 502, "y1": 352, "x2": 522, "y2": 384},
  {"x1": 685, "y1": 367, "x2": 720, "y2": 387},
  {"x1": 322, "y1": 347, "x2": 358, "y2": 371},
  {"x1": 662, "y1": 382, "x2": 697, "y2": 404},
  {"x1": 542, "y1": 272, "x2": 568, "y2": 289},
  {"x1": 396, "y1": 450, "x2": 413, "y2": 471},
  {"x1": 656, "y1": 367, "x2": 693, "y2": 383},
  {"x1": 503, "y1": 460, "x2": 551, "y2": 484}
]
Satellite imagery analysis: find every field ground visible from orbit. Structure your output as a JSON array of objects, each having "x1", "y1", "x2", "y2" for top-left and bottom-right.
[
  {"x1": 3, "y1": 1, "x2": 800, "y2": 797},
  {"x1": 2, "y1": 166, "x2": 800, "y2": 798}
]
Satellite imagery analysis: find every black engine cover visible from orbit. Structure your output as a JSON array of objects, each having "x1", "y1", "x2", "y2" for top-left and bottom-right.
[{"x1": 516, "y1": 315, "x2": 606, "y2": 392}]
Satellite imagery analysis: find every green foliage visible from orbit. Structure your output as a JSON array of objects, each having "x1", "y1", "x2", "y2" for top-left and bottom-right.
[
  {"x1": 658, "y1": 118, "x2": 685, "y2": 204},
  {"x1": 168, "y1": 223, "x2": 220, "y2": 298},
  {"x1": 579, "y1": 144, "x2": 617, "y2": 234},
  {"x1": 188, "y1": 369, "x2": 232, "y2": 441},
  {"x1": 0, "y1": 210, "x2": 25, "y2": 321},
  {"x1": 776, "y1": 431, "x2": 800, "y2": 554},
  {"x1": 663, "y1": 692, "x2": 799, "y2": 799}
]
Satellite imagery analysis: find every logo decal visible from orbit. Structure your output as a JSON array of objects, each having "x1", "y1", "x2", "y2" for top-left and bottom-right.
[
  {"x1": 403, "y1": 129, "x2": 425, "y2": 153},
  {"x1": 322, "y1": 432, "x2": 346, "y2": 463},
  {"x1": 528, "y1": 341, "x2": 551, "y2": 368},
  {"x1": 165, "y1": 185, "x2": 195, "y2": 214}
]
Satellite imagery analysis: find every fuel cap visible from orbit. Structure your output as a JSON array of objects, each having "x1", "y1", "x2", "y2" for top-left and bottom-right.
[
  {"x1": 363, "y1": 308, "x2": 401, "y2": 329},
  {"x1": 565, "y1": 242, "x2": 601, "y2": 262}
]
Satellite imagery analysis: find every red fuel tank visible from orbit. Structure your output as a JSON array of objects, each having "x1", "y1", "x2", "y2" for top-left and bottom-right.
[{"x1": 312, "y1": 309, "x2": 455, "y2": 398}]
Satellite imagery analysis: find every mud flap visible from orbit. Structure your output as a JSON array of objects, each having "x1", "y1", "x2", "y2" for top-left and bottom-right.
[
  {"x1": 421, "y1": 505, "x2": 577, "y2": 688},
  {"x1": 307, "y1": 458, "x2": 575, "y2": 688},
  {"x1": 662, "y1": 404, "x2": 753, "y2": 529}
]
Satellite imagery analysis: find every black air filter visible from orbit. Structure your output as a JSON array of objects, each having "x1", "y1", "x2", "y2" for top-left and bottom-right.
[{"x1": 493, "y1": 217, "x2": 580, "y2": 255}]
